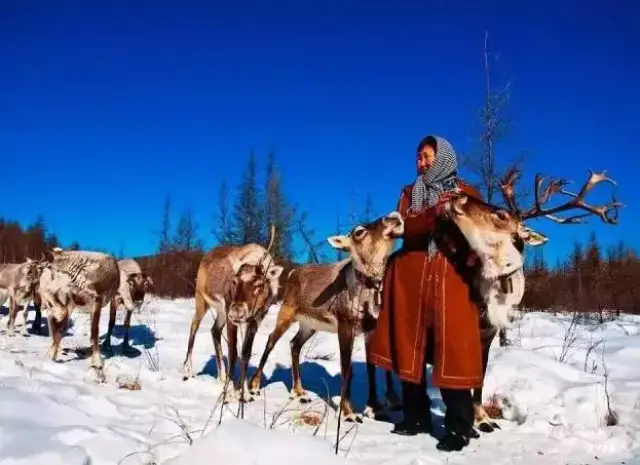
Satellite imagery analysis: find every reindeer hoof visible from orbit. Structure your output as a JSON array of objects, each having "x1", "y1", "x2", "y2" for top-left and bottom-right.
[
  {"x1": 289, "y1": 391, "x2": 311, "y2": 403},
  {"x1": 240, "y1": 393, "x2": 255, "y2": 403},
  {"x1": 249, "y1": 388, "x2": 261, "y2": 396},
  {"x1": 363, "y1": 405, "x2": 376, "y2": 419},
  {"x1": 469, "y1": 428, "x2": 480, "y2": 439},
  {"x1": 477, "y1": 421, "x2": 501, "y2": 433},
  {"x1": 344, "y1": 413, "x2": 363, "y2": 424}
]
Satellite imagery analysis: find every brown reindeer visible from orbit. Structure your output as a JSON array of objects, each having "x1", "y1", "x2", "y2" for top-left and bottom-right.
[
  {"x1": 248, "y1": 211, "x2": 405, "y2": 422},
  {"x1": 366, "y1": 168, "x2": 621, "y2": 433},
  {"x1": 37, "y1": 248, "x2": 121, "y2": 368},
  {"x1": 0, "y1": 258, "x2": 44, "y2": 335},
  {"x1": 103, "y1": 259, "x2": 155, "y2": 352},
  {"x1": 181, "y1": 226, "x2": 284, "y2": 399}
]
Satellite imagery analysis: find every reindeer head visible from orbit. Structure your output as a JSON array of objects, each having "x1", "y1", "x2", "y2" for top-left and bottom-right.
[
  {"x1": 442, "y1": 168, "x2": 622, "y2": 282},
  {"x1": 22, "y1": 257, "x2": 46, "y2": 293},
  {"x1": 227, "y1": 262, "x2": 284, "y2": 325},
  {"x1": 326, "y1": 211, "x2": 405, "y2": 280},
  {"x1": 127, "y1": 272, "x2": 154, "y2": 304}
]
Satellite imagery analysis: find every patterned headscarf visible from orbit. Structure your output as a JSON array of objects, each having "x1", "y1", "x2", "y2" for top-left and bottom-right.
[
  {"x1": 409, "y1": 135, "x2": 459, "y2": 257},
  {"x1": 410, "y1": 135, "x2": 458, "y2": 212}
]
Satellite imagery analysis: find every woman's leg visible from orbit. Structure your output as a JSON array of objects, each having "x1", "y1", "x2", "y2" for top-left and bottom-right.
[
  {"x1": 437, "y1": 388, "x2": 474, "y2": 451},
  {"x1": 391, "y1": 329, "x2": 434, "y2": 435}
]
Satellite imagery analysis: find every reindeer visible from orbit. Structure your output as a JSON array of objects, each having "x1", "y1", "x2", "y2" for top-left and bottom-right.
[
  {"x1": 0, "y1": 258, "x2": 44, "y2": 335},
  {"x1": 247, "y1": 211, "x2": 405, "y2": 422},
  {"x1": 442, "y1": 167, "x2": 621, "y2": 431},
  {"x1": 102, "y1": 259, "x2": 155, "y2": 352},
  {"x1": 37, "y1": 248, "x2": 120, "y2": 369},
  {"x1": 181, "y1": 226, "x2": 284, "y2": 400}
]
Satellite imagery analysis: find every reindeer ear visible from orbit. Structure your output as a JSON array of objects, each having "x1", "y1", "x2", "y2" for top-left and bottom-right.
[
  {"x1": 26, "y1": 257, "x2": 33, "y2": 264},
  {"x1": 518, "y1": 225, "x2": 548, "y2": 246},
  {"x1": 327, "y1": 235, "x2": 351, "y2": 251},
  {"x1": 265, "y1": 265, "x2": 284, "y2": 281}
]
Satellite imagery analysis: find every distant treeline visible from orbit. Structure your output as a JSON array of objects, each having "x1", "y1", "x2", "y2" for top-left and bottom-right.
[{"x1": 1, "y1": 152, "x2": 638, "y2": 314}]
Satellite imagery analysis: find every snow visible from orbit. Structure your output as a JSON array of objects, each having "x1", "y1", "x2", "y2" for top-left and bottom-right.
[{"x1": 0, "y1": 298, "x2": 639, "y2": 465}]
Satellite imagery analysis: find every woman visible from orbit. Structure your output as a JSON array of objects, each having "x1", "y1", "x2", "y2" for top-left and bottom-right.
[{"x1": 366, "y1": 134, "x2": 484, "y2": 452}]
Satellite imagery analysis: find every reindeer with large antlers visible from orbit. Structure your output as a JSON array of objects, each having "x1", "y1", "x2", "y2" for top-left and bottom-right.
[
  {"x1": 181, "y1": 226, "x2": 285, "y2": 401},
  {"x1": 441, "y1": 166, "x2": 622, "y2": 430}
]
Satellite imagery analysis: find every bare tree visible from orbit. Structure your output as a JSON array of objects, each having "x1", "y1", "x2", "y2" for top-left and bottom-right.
[
  {"x1": 296, "y1": 211, "x2": 327, "y2": 264},
  {"x1": 174, "y1": 206, "x2": 203, "y2": 252},
  {"x1": 360, "y1": 194, "x2": 376, "y2": 223},
  {"x1": 154, "y1": 194, "x2": 173, "y2": 254},
  {"x1": 461, "y1": 31, "x2": 529, "y2": 346}
]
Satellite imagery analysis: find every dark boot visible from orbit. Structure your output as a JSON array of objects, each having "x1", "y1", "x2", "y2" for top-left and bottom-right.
[
  {"x1": 436, "y1": 388, "x2": 474, "y2": 451},
  {"x1": 391, "y1": 379, "x2": 432, "y2": 436}
]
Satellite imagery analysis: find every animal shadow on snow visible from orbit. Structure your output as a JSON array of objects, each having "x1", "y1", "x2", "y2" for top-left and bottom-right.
[
  {"x1": 195, "y1": 352, "x2": 448, "y2": 437},
  {"x1": 98, "y1": 322, "x2": 159, "y2": 359},
  {"x1": 262, "y1": 360, "x2": 447, "y2": 438},
  {"x1": 0, "y1": 304, "x2": 76, "y2": 338}
]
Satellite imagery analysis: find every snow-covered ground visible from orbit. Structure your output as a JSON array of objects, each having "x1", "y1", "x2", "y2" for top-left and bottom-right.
[{"x1": 0, "y1": 298, "x2": 639, "y2": 465}]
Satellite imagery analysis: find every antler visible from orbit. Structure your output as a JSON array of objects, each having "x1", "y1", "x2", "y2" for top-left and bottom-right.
[
  {"x1": 521, "y1": 169, "x2": 623, "y2": 225},
  {"x1": 265, "y1": 224, "x2": 276, "y2": 254},
  {"x1": 498, "y1": 166, "x2": 522, "y2": 215},
  {"x1": 259, "y1": 224, "x2": 277, "y2": 270}
]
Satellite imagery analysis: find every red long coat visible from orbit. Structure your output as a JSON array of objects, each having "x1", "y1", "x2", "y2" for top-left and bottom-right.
[{"x1": 366, "y1": 180, "x2": 484, "y2": 389}]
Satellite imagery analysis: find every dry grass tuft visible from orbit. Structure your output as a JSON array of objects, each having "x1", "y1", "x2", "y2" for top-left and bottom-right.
[
  {"x1": 292, "y1": 410, "x2": 324, "y2": 427},
  {"x1": 118, "y1": 379, "x2": 142, "y2": 391}
]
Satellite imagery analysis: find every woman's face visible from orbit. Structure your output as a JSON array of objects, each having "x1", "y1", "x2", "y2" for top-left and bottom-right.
[{"x1": 416, "y1": 145, "x2": 436, "y2": 174}]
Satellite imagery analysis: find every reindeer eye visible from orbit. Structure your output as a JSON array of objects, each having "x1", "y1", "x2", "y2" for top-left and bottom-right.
[
  {"x1": 494, "y1": 210, "x2": 510, "y2": 221},
  {"x1": 352, "y1": 226, "x2": 368, "y2": 240}
]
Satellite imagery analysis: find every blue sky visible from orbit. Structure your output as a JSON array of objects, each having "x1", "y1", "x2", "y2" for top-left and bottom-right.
[{"x1": 1, "y1": 0, "x2": 638, "y2": 264}]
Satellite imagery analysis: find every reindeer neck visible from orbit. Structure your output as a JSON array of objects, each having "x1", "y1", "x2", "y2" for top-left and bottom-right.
[{"x1": 344, "y1": 260, "x2": 383, "y2": 302}]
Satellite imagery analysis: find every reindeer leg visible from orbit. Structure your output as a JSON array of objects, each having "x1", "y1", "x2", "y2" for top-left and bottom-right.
[
  {"x1": 248, "y1": 304, "x2": 296, "y2": 395},
  {"x1": 89, "y1": 300, "x2": 104, "y2": 370},
  {"x1": 7, "y1": 296, "x2": 18, "y2": 335},
  {"x1": 47, "y1": 312, "x2": 67, "y2": 361},
  {"x1": 182, "y1": 293, "x2": 207, "y2": 380},
  {"x1": 19, "y1": 300, "x2": 31, "y2": 336},
  {"x1": 337, "y1": 323, "x2": 360, "y2": 423},
  {"x1": 474, "y1": 327, "x2": 501, "y2": 433},
  {"x1": 102, "y1": 300, "x2": 117, "y2": 352},
  {"x1": 289, "y1": 324, "x2": 315, "y2": 403},
  {"x1": 211, "y1": 310, "x2": 228, "y2": 385},
  {"x1": 224, "y1": 319, "x2": 238, "y2": 398},
  {"x1": 122, "y1": 309, "x2": 133, "y2": 352},
  {"x1": 237, "y1": 320, "x2": 260, "y2": 403},
  {"x1": 31, "y1": 292, "x2": 42, "y2": 335}
]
